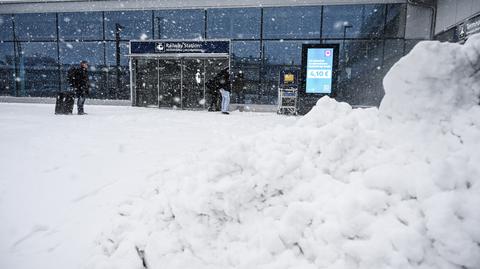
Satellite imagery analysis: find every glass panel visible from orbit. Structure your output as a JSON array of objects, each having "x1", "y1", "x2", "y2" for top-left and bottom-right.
[
  {"x1": 154, "y1": 10, "x2": 204, "y2": 39},
  {"x1": 105, "y1": 41, "x2": 129, "y2": 99},
  {"x1": 104, "y1": 11, "x2": 152, "y2": 41},
  {"x1": 59, "y1": 41, "x2": 105, "y2": 98},
  {"x1": 385, "y1": 4, "x2": 406, "y2": 38},
  {"x1": 158, "y1": 59, "x2": 182, "y2": 108},
  {"x1": 263, "y1": 6, "x2": 321, "y2": 39},
  {"x1": 59, "y1": 41, "x2": 104, "y2": 66},
  {"x1": 262, "y1": 40, "x2": 319, "y2": 105},
  {"x1": 0, "y1": 15, "x2": 14, "y2": 41},
  {"x1": 14, "y1": 13, "x2": 57, "y2": 41},
  {"x1": 105, "y1": 41, "x2": 129, "y2": 67},
  {"x1": 231, "y1": 41, "x2": 260, "y2": 104},
  {"x1": 136, "y1": 59, "x2": 158, "y2": 107},
  {"x1": 205, "y1": 58, "x2": 228, "y2": 110},
  {"x1": 383, "y1": 39, "x2": 404, "y2": 71},
  {"x1": 435, "y1": 28, "x2": 457, "y2": 43},
  {"x1": 59, "y1": 12, "x2": 103, "y2": 41},
  {"x1": 207, "y1": 8, "x2": 260, "y2": 39},
  {"x1": 0, "y1": 42, "x2": 15, "y2": 96},
  {"x1": 182, "y1": 58, "x2": 205, "y2": 109},
  {"x1": 232, "y1": 41, "x2": 260, "y2": 63},
  {"x1": 324, "y1": 39, "x2": 384, "y2": 106},
  {"x1": 264, "y1": 40, "x2": 313, "y2": 66},
  {"x1": 15, "y1": 42, "x2": 59, "y2": 97},
  {"x1": 322, "y1": 4, "x2": 385, "y2": 39},
  {"x1": 405, "y1": 40, "x2": 420, "y2": 54}
]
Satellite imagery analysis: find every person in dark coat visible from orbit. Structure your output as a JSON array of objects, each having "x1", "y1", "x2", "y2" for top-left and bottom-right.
[
  {"x1": 67, "y1": 60, "x2": 90, "y2": 115},
  {"x1": 206, "y1": 76, "x2": 220, "y2": 112},
  {"x1": 233, "y1": 70, "x2": 245, "y2": 104},
  {"x1": 217, "y1": 68, "x2": 231, "y2": 115}
]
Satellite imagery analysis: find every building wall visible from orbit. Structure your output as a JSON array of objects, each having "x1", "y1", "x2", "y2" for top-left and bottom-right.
[
  {"x1": 0, "y1": 2, "x2": 429, "y2": 107},
  {"x1": 435, "y1": 0, "x2": 480, "y2": 34}
]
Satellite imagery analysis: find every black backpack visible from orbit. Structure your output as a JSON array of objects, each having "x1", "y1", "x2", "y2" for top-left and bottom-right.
[
  {"x1": 205, "y1": 79, "x2": 217, "y2": 91},
  {"x1": 67, "y1": 67, "x2": 76, "y2": 87}
]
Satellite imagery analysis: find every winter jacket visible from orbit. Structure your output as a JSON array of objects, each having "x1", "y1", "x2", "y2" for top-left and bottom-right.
[
  {"x1": 217, "y1": 70, "x2": 231, "y2": 92},
  {"x1": 67, "y1": 66, "x2": 89, "y2": 95}
]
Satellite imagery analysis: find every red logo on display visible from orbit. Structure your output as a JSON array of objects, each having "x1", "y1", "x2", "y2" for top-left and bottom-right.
[{"x1": 325, "y1": 50, "x2": 331, "y2": 57}]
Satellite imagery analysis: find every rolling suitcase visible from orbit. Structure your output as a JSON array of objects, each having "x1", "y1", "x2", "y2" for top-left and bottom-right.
[{"x1": 55, "y1": 92, "x2": 75, "y2": 114}]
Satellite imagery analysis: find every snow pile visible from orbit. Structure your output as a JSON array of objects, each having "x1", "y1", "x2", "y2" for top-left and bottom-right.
[{"x1": 89, "y1": 36, "x2": 480, "y2": 269}]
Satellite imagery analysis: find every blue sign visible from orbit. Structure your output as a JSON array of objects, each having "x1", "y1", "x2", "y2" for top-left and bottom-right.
[
  {"x1": 305, "y1": 48, "x2": 334, "y2": 94},
  {"x1": 130, "y1": 40, "x2": 230, "y2": 55}
]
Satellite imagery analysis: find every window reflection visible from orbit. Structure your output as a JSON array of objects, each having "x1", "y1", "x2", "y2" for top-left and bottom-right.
[
  {"x1": 231, "y1": 41, "x2": 261, "y2": 104},
  {"x1": 207, "y1": 8, "x2": 260, "y2": 39},
  {"x1": 154, "y1": 10, "x2": 204, "y2": 39},
  {"x1": 105, "y1": 41, "x2": 129, "y2": 67},
  {"x1": 104, "y1": 11, "x2": 152, "y2": 41},
  {"x1": 14, "y1": 13, "x2": 57, "y2": 41},
  {"x1": 385, "y1": 4, "x2": 406, "y2": 38},
  {"x1": 59, "y1": 12, "x2": 103, "y2": 41},
  {"x1": 263, "y1": 7, "x2": 321, "y2": 39},
  {"x1": 16, "y1": 42, "x2": 59, "y2": 97},
  {"x1": 0, "y1": 42, "x2": 15, "y2": 96},
  {"x1": 59, "y1": 41, "x2": 105, "y2": 98},
  {"x1": 0, "y1": 15, "x2": 13, "y2": 41},
  {"x1": 262, "y1": 40, "x2": 319, "y2": 104},
  {"x1": 324, "y1": 39, "x2": 384, "y2": 106},
  {"x1": 105, "y1": 41, "x2": 130, "y2": 100},
  {"x1": 323, "y1": 5, "x2": 385, "y2": 38}
]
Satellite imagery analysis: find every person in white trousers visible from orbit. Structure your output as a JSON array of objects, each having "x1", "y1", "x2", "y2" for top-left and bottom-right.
[{"x1": 217, "y1": 68, "x2": 231, "y2": 115}]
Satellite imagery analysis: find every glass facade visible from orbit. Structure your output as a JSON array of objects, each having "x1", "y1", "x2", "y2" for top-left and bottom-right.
[
  {"x1": 0, "y1": 4, "x2": 424, "y2": 106},
  {"x1": 154, "y1": 9, "x2": 205, "y2": 39},
  {"x1": 104, "y1": 11, "x2": 153, "y2": 41},
  {"x1": 0, "y1": 42, "x2": 15, "y2": 96},
  {"x1": 59, "y1": 12, "x2": 103, "y2": 41},
  {"x1": 14, "y1": 13, "x2": 57, "y2": 41},
  {"x1": 263, "y1": 7, "x2": 321, "y2": 39},
  {"x1": 322, "y1": 5, "x2": 385, "y2": 38},
  {"x1": 0, "y1": 15, "x2": 14, "y2": 41},
  {"x1": 207, "y1": 8, "x2": 261, "y2": 39}
]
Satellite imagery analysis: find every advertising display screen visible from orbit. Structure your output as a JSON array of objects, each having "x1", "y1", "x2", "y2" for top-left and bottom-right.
[{"x1": 305, "y1": 47, "x2": 335, "y2": 94}]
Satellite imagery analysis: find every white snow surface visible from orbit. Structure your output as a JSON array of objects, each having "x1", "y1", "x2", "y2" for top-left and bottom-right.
[
  {"x1": 89, "y1": 36, "x2": 480, "y2": 269},
  {"x1": 0, "y1": 105, "x2": 294, "y2": 269}
]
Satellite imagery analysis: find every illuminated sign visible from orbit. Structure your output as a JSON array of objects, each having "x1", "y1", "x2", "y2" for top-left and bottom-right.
[
  {"x1": 284, "y1": 73, "x2": 294, "y2": 83},
  {"x1": 305, "y1": 47, "x2": 335, "y2": 94},
  {"x1": 130, "y1": 40, "x2": 230, "y2": 54},
  {"x1": 279, "y1": 69, "x2": 299, "y2": 89}
]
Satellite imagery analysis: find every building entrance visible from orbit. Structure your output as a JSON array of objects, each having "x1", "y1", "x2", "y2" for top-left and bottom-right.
[{"x1": 129, "y1": 40, "x2": 230, "y2": 110}]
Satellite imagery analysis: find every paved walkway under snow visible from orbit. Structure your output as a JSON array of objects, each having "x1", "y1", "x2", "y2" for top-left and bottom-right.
[{"x1": 0, "y1": 103, "x2": 295, "y2": 269}]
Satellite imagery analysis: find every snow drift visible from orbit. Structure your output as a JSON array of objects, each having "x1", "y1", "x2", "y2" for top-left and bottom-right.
[{"x1": 90, "y1": 36, "x2": 480, "y2": 269}]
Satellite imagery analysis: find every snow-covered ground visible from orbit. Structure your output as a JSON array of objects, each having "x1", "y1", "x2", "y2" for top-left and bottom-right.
[
  {"x1": 87, "y1": 36, "x2": 480, "y2": 269},
  {"x1": 2, "y1": 36, "x2": 480, "y2": 269},
  {"x1": 0, "y1": 105, "x2": 295, "y2": 269}
]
